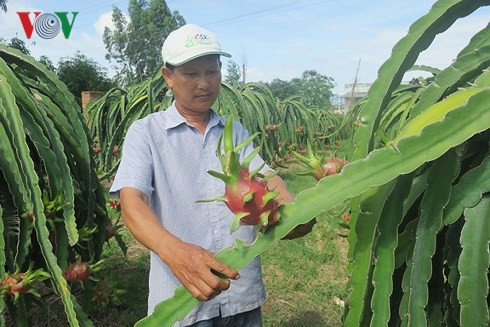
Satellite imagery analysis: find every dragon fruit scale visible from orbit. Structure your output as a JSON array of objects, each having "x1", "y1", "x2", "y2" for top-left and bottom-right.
[{"x1": 202, "y1": 117, "x2": 281, "y2": 233}]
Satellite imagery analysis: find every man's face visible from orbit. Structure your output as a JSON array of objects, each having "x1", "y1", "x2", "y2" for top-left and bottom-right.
[{"x1": 162, "y1": 55, "x2": 222, "y2": 114}]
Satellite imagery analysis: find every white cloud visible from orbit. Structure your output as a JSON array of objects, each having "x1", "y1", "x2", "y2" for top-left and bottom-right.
[
  {"x1": 93, "y1": 10, "x2": 131, "y2": 35},
  {"x1": 93, "y1": 11, "x2": 112, "y2": 35}
]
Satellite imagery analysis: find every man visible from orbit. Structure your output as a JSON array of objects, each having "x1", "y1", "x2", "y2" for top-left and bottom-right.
[{"x1": 110, "y1": 24, "x2": 314, "y2": 326}]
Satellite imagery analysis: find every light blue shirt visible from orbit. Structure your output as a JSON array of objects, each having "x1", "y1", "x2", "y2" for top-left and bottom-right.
[{"x1": 110, "y1": 102, "x2": 270, "y2": 326}]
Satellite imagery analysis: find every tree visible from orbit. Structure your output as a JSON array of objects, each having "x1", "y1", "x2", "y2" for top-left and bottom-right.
[
  {"x1": 266, "y1": 78, "x2": 299, "y2": 100},
  {"x1": 0, "y1": 37, "x2": 30, "y2": 55},
  {"x1": 39, "y1": 55, "x2": 56, "y2": 72},
  {"x1": 266, "y1": 70, "x2": 335, "y2": 108},
  {"x1": 103, "y1": 0, "x2": 185, "y2": 86},
  {"x1": 296, "y1": 70, "x2": 335, "y2": 108},
  {"x1": 57, "y1": 52, "x2": 115, "y2": 105},
  {"x1": 225, "y1": 60, "x2": 241, "y2": 86},
  {"x1": 0, "y1": 0, "x2": 7, "y2": 12}
]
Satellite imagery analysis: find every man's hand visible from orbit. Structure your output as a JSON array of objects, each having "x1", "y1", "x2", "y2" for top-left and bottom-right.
[
  {"x1": 163, "y1": 240, "x2": 240, "y2": 301},
  {"x1": 120, "y1": 187, "x2": 239, "y2": 301},
  {"x1": 265, "y1": 172, "x2": 317, "y2": 240}
]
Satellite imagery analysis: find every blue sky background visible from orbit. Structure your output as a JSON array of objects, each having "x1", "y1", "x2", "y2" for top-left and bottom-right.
[{"x1": 1, "y1": 1, "x2": 489, "y2": 94}]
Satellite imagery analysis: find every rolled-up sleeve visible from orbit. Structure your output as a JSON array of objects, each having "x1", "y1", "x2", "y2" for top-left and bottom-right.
[{"x1": 109, "y1": 121, "x2": 154, "y2": 199}]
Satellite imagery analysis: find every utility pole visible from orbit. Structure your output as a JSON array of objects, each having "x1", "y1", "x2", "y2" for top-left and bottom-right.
[
  {"x1": 242, "y1": 64, "x2": 246, "y2": 84},
  {"x1": 350, "y1": 58, "x2": 361, "y2": 108},
  {"x1": 242, "y1": 52, "x2": 247, "y2": 84}
]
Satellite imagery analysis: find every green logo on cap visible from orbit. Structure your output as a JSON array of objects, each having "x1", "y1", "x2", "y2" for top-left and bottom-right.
[{"x1": 185, "y1": 34, "x2": 212, "y2": 48}]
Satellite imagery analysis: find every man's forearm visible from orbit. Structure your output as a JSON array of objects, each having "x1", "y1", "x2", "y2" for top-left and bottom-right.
[
  {"x1": 120, "y1": 188, "x2": 180, "y2": 263},
  {"x1": 264, "y1": 172, "x2": 317, "y2": 239}
]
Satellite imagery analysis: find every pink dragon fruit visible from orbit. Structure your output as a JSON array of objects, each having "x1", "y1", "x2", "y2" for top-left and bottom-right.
[
  {"x1": 293, "y1": 142, "x2": 348, "y2": 181},
  {"x1": 64, "y1": 261, "x2": 91, "y2": 283},
  {"x1": 202, "y1": 118, "x2": 280, "y2": 233},
  {"x1": 1, "y1": 267, "x2": 50, "y2": 303}
]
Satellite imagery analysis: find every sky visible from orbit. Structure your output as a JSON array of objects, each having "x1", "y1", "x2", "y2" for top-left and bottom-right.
[{"x1": 1, "y1": 0, "x2": 489, "y2": 95}]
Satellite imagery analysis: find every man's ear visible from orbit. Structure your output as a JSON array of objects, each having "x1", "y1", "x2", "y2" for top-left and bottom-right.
[{"x1": 161, "y1": 67, "x2": 173, "y2": 88}]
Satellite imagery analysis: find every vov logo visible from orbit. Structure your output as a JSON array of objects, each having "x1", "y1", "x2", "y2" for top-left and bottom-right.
[{"x1": 17, "y1": 12, "x2": 79, "y2": 39}]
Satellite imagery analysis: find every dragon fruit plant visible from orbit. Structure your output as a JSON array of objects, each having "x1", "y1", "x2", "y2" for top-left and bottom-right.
[
  {"x1": 202, "y1": 117, "x2": 281, "y2": 233},
  {"x1": 1, "y1": 266, "x2": 50, "y2": 304},
  {"x1": 293, "y1": 142, "x2": 348, "y2": 181}
]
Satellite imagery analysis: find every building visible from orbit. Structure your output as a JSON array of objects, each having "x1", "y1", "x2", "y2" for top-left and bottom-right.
[{"x1": 342, "y1": 82, "x2": 371, "y2": 108}]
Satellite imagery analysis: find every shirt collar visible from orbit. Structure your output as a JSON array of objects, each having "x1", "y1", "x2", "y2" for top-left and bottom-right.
[{"x1": 164, "y1": 101, "x2": 225, "y2": 130}]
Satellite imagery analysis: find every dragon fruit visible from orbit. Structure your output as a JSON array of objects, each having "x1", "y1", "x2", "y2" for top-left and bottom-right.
[
  {"x1": 64, "y1": 261, "x2": 91, "y2": 283},
  {"x1": 1, "y1": 273, "x2": 30, "y2": 297},
  {"x1": 105, "y1": 224, "x2": 116, "y2": 240},
  {"x1": 64, "y1": 260, "x2": 104, "y2": 283},
  {"x1": 92, "y1": 279, "x2": 126, "y2": 307},
  {"x1": 293, "y1": 142, "x2": 348, "y2": 181},
  {"x1": 202, "y1": 117, "x2": 280, "y2": 233},
  {"x1": 108, "y1": 199, "x2": 121, "y2": 211},
  {"x1": 1, "y1": 267, "x2": 50, "y2": 303}
]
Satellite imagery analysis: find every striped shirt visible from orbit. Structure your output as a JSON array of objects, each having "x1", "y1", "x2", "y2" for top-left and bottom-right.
[{"x1": 110, "y1": 102, "x2": 270, "y2": 326}]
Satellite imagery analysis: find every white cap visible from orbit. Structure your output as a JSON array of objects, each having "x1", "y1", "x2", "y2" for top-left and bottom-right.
[{"x1": 162, "y1": 24, "x2": 231, "y2": 66}]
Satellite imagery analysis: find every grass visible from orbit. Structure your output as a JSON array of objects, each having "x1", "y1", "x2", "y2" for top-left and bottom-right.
[
  {"x1": 261, "y1": 168, "x2": 349, "y2": 327},
  {"x1": 24, "y1": 165, "x2": 350, "y2": 326}
]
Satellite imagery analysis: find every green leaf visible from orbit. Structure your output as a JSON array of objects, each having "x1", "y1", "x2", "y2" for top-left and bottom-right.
[
  {"x1": 457, "y1": 195, "x2": 490, "y2": 326},
  {"x1": 402, "y1": 149, "x2": 461, "y2": 327},
  {"x1": 242, "y1": 192, "x2": 253, "y2": 204},
  {"x1": 223, "y1": 116, "x2": 234, "y2": 153},
  {"x1": 408, "y1": 64, "x2": 441, "y2": 75},
  {"x1": 196, "y1": 196, "x2": 227, "y2": 204},
  {"x1": 249, "y1": 162, "x2": 266, "y2": 179},
  {"x1": 456, "y1": 22, "x2": 490, "y2": 57},
  {"x1": 407, "y1": 44, "x2": 490, "y2": 123},
  {"x1": 395, "y1": 87, "x2": 485, "y2": 142},
  {"x1": 426, "y1": 231, "x2": 445, "y2": 326},
  {"x1": 0, "y1": 73, "x2": 81, "y2": 326},
  {"x1": 241, "y1": 147, "x2": 261, "y2": 170},
  {"x1": 402, "y1": 167, "x2": 430, "y2": 217},
  {"x1": 0, "y1": 117, "x2": 33, "y2": 269},
  {"x1": 352, "y1": 0, "x2": 490, "y2": 161},
  {"x1": 262, "y1": 192, "x2": 278, "y2": 205},
  {"x1": 443, "y1": 220, "x2": 463, "y2": 325},
  {"x1": 0, "y1": 58, "x2": 78, "y2": 246},
  {"x1": 370, "y1": 173, "x2": 414, "y2": 326},
  {"x1": 0, "y1": 204, "x2": 5, "y2": 326},
  {"x1": 347, "y1": 0, "x2": 490, "y2": 271},
  {"x1": 395, "y1": 219, "x2": 418, "y2": 269},
  {"x1": 206, "y1": 170, "x2": 231, "y2": 183},
  {"x1": 443, "y1": 155, "x2": 490, "y2": 225},
  {"x1": 235, "y1": 132, "x2": 259, "y2": 154},
  {"x1": 259, "y1": 211, "x2": 270, "y2": 227},
  {"x1": 345, "y1": 181, "x2": 397, "y2": 326},
  {"x1": 230, "y1": 212, "x2": 248, "y2": 233}
]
